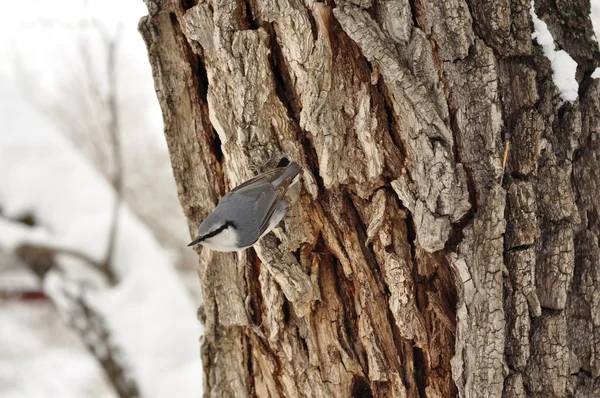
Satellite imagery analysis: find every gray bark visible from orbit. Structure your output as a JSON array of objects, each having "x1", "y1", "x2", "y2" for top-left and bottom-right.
[{"x1": 140, "y1": 0, "x2": 600, "y2": 396}]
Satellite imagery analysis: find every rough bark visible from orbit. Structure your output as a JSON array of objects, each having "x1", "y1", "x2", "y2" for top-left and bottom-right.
[{"x1": 140, "y1": 0, "x2": 600, "y2": 396}]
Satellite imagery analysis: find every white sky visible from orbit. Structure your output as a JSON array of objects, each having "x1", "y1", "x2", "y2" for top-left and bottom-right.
[
  {"x1": 0, "y1": 0, "x2": 147, "y2": 73},
  {"x1": 0, "y1": 0, "x2": 165, "y2": 147}
]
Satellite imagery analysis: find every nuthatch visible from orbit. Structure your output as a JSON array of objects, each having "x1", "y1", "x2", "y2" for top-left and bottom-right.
[{"x1": 188, "y1": 158, "x2": 301, "y2": 252}]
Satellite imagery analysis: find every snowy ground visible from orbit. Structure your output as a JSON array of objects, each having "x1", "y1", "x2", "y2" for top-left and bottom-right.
[
  {"x1": 0, "y1": 299, "x2": 118, "y2": 398},
  {"x1": 0, "y1": 80, "x2": 204, "y2": 397},
  {"x1": 0, "y1": 247, "x2": 115, "y2": 398}
]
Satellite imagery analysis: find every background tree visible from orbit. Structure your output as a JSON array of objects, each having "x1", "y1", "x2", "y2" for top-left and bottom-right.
[
  {"x1": 140, "y1": 0, "x2": 600, "y2": 396},
  {"x1": 13, "y1": 13, "x2": 198, "y2": 284}
]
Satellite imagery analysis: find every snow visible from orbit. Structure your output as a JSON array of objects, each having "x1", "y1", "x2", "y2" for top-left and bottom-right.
[
  {"x1": 0, "y1": 300, "x2": 117, "y2": 398},
  {"x1": 591, "y1": 0, "x2": 600, "y2": 42},
  {"x1": 0, "y1": 249, "x2": 41, "y2": 292},
  {"x1": 0, "y1": 84, "x2": 203, "y2": 397},
  {"x1": 530, "y1": 0, "x2": 579, "y2": 103},
  {"x1": 592, "y1": 0, "x2": 600, "y2": 81}
]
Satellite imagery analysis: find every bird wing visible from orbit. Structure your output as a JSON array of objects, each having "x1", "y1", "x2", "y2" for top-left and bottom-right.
[
  {"x1": 256, "y1": 176, "x2": 292, "y2": 237},
  {"x1": 230, "y1": 168, "x2": 286, "y2": 194},
  {"x1": 228, "y1": 166, "x2": 297, "y2": 239},
  {"x1": 230, "y1": 173, "x2": 292, "y2": 239}
]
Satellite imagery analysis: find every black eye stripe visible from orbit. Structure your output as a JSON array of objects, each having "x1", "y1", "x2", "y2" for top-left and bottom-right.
[{"x1": 199, "y1": 221, "x2": 237, "y2": 241}]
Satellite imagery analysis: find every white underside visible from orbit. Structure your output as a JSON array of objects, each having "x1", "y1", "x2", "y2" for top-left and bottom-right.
[{"x1": 200, "y1": 226, "x2": 240, "y2": 252}]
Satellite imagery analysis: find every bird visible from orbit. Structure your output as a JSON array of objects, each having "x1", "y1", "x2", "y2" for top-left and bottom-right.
[{"x1": 187, "y1": 158, "x2": 302, "y2": 252}]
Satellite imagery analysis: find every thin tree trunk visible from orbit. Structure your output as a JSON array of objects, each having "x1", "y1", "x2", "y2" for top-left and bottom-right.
[{"x1": 140, "y1": 0, "x2": 600, "y2": 396}]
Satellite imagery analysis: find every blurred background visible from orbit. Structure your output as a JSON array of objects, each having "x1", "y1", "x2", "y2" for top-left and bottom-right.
[
  {"x1": 2, "y1": 1, "x2": 600, "y2": 398},
  {"x1": 0, "y1": 1, "x2": 203, "y2": 397}
]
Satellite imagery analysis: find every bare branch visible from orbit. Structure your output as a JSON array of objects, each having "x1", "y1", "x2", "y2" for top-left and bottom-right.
[
  {"x1": 101, "y1": 22, "x2": 125, "y2": 284},
  {"x1": 14, "y1": 243, "x2": 140, "y2": 398}
]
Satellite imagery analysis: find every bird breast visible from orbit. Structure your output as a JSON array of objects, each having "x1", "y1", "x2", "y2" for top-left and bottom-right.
[{"x1": 202, "y1": 226, "x2": 241, "y2": 252}]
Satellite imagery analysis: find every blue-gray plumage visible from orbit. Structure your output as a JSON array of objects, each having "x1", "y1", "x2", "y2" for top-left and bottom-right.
[{"x1": 188, "y1": 159, "x2": 301, "y2": 252}]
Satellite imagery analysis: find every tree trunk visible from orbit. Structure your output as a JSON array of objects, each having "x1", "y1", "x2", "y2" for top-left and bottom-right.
[{"x1": 139, "y1": 0, "x2": 600, "y2": 396}]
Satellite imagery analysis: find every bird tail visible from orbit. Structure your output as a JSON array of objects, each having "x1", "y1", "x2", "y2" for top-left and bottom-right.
[{"x1": 273, "y1": 160, "x2": 302, "y2": 189}]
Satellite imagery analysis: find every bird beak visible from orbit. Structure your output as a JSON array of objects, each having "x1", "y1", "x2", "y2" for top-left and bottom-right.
[{"x1": 187, "y1": 236, "x2": 203, "y2": 247}]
